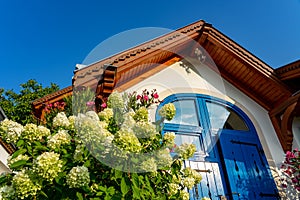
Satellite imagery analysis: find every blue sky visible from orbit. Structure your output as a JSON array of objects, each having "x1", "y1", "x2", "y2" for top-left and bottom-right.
[{"x1": 0, "y1": 0, "x2": 300, "y2": 92}]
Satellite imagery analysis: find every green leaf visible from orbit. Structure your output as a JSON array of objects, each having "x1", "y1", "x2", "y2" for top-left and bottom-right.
[
  {"x1": 11, "y1": 148, "x2": 27, "y2": 159},
  {"x1": 132, "y1": 173, "x2": 139, "y2": 187},
  {"x1": 76, "y1": 192, "x2": 84, "y2": 200},
  {"x1": 10, "y1": 160, "x2": 27, "y2": 169},
  {"x1": 39, "y1": 190, "x2": 48, "y2": 198},
  {"x1": 121, "y1": 177, "x2": 130, "y2": 196},
  {"x1": 16, "y1": 139, "x2": 24, "y2": 147},
  {"x1": 84, "y1": 159, "x2": 91, "y2": 168}
]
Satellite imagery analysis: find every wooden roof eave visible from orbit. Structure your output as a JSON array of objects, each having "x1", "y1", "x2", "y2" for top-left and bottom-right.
[{"x1": 198, "y1": 26, "x2": 292, "y2": 110}]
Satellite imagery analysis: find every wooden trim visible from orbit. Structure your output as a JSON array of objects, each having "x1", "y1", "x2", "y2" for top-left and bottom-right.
[{"x1": 269, "y1": 93, "x2": 300, "y2": 151}]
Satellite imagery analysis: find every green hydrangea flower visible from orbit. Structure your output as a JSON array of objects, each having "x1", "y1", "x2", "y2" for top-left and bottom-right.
[
  {"x1": 12, "y1": 169, "x2": 41, "y2": 199},
  {"x1": 0, "y1": 119, "x2": 23, "y2": 143},
  {"x1": 66, "y1": 166, "x2": 90, "y2": 188},
  {"x1": 33, "y1": 152, "x2": 63, "y2": 182},
  {"x1": 158, "y1": 103, "x2": 176, "y2": 121}
]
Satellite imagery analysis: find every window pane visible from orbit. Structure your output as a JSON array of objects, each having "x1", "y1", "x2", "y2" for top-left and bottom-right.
[
  {"x1": 167, "y1": 100, "x2": 199, "y2": 126},
  {"x1": 206, "y1": 102, "x2": 248, "y2": 131}
]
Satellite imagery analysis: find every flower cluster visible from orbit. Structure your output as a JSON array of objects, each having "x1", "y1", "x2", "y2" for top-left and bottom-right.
[
  {"x1": 0, "y1": 185, "x2": 15, "y2": 199},
  {"x1": 163, "y1": 132, "x2": 176, "y2": 147},
  {"x1": 158, "y1": 103, "x2": 176, "y2": 121},
  {"x1": 175, "y1": 143, "x2": 197, "y2": 160},
  {"x1": 98, "y1": 108, "x2": 113, "y2": 123},
  {"x1": 47, "y1": 129, "x2": 71, "y2": 149},
  {"x1": 281, "y1": 148, "x2": 300, "y2": 191},
  {"x1": 44, "y1": 101, "x2": 66, "y2": 114},
  {"x1": 22, "y1": 124, "x2": 51, "y2": 142},
  {"x1": 133, "y1": 107, "x2": 149, "y2": 122},
  {"x1": 66, "y1": 166, "x2": 90, "y2": 188},
  {"x1": 12, "y1": 169, "x2": 41, "y2": 199},
  {"x1": 140, "y1": 158, "x2": 157, "y2": 172},
  {"x1": 33, "y1": 152, "x2": 63, "y2": 182},
  {"x1": 127, "y1": 89, "x2": 161, "y2": 111},
  {"x1": 7, "y1": 154, "x2": 30, "y2": 168},
  {"x1": 52, "y1": 112, "x2": 70, "y2": 128},
  {"x1": 182, "y1": 167, "x2": 202, "y2": 189},
  {"x1": 0, "y1": 119, "x2": 24, "y2": 144},
  {"x1": 113, "y1": 128, "x2": 142, "y2": 153},
  {"x1": 107, "y1": 92, "x2": 124, "y2": 109}
]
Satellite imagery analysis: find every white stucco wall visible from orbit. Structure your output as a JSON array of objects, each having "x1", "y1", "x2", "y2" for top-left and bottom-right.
[
  {"x1": 124, "y1": 58, "x2": 285, "y2": 167},
  {"x1": 0, "y1": 145, "x2": 10, "y2": 174}
]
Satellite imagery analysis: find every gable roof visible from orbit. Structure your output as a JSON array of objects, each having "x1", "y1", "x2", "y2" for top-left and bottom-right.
[
  {"x1": 71, "y1": 20, "x2": 292, "y2": 111},
  {"x1": 275, "y1": 59, "x2": 300, "y2": 93}
]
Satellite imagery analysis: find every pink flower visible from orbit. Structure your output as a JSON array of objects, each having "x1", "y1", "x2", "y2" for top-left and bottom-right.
[
  {"x1": 86, "y1": 101, "x2": 95, "y2": 106},
  {"x1": 153, "y1": 93, "x2": 159, "y2": 99},
  {"x1": 101, "y1": 103, "x2": 107, "y2": 108},
  {"x1": 143, "y1": 95, "x2": 149, "y2": 101},
  {"x1": 136, "y1": 95, "x2": 142, "y2": 100}
]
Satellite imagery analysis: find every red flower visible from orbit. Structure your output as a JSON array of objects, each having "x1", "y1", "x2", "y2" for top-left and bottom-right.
[
  {"x1": 136, "y1": 95, "x2": 142, "y2": 100},
  {"x1": 153, "y1": 93, "x2": 159, "y2": 99},
  {"x1": 143, "y1": 95, "x2": 149, "y2": 101}
]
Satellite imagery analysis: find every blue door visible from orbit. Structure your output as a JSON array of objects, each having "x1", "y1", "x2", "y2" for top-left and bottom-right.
[{"x1": 158, "y1": 94, "x2": 280, "y2": 200}]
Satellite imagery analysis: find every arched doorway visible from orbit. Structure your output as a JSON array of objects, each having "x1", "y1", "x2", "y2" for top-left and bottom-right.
[{"x1": 157, "y1": 94, "x2": 279, "y2": 200}]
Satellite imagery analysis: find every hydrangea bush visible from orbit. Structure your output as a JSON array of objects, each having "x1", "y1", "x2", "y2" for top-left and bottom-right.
[{"x1": 0, "y1": 90, "x2": 210, "y2": 200}]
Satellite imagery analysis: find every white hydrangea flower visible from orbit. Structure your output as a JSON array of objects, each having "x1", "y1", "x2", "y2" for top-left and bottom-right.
[
  {"x1": 12, "y1": 169, "x2": 41, "y2": 199},
  {"x1": 66, "y1": 166, "x2": 90, "y2": 188},
  {"x1": 0, "y1": 119, "x2": 24, "y2": 143},
  {"x1": 98, "y1": 108, "x2": 113, "y2": 123},
  {"x1": 76, "y1": 114, "x2": 108, "y2": 144},
  {"x1": 180, "y1": 190, "x2": 190, "y2": 200},
  {"x1": 0, "y1": 185, "x2": 15, "y2": 199},
  {"x1": 121, "y1": 112, "x2": 136, "y2": 131},
  {"x1": 163, "y1": 132, "x2": 175, "y2": 146},
  {"x1": 159, "y1": 103, "x2": 176, "y2": 121},
  {"x1": 53, "y1": 112, "x2": 70, "y2": 128},
  {"x1": 140, "y1": 158, "x2": 157, "y2": 172},
  {"x1": 133, "y1": 121, "x2": 158, "y2": 139},
  {"x1": 168, "y1": 183, "x2": 179, "y2": 195},
  {"x1": 22, "y1": 124, "x2": 50, "y2": 142},
  {"x1": 113, "y1": 128, "x2": 142, "y2": 153},
  {"x1": 107, "y1": 92, "x2": 124, "y2": 109},
  {"x1": 33, "y1": 152, "x2": 62, "y2": 182},
  {"x1": 85, "y1": 111, "x2": 99, "y2": 121},
  {"x1": 68, "y1": 115, "x2": 76, "y2": 130},
  {"x1": 156, "y1": 148, "x2": 173, "y2": 169},
  {"x1": 183, "y1": 177, "x2": 195, "y2": 189},
  {"x1": 175, "y1": 143, "x2": 196, "y2": 160},
  {"x1": 7, "y1": 154, "x2": 30, "y2": 168},
  {"x1": 47, "y1": 129, "x2": 71, "y2": 149}
]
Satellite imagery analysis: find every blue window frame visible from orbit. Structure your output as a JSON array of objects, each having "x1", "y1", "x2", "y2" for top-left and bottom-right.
[{"x1": 156, "y1": 94, "x2": 280, "y2": 200}]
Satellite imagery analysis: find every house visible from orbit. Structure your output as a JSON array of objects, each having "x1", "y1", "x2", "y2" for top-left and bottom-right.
[
  {"x1": 0, "y1": 107, "x2": 13, "y2": 174},
  {"x1": 32, "y1": 20, "x2": 300, "y2": 199}
]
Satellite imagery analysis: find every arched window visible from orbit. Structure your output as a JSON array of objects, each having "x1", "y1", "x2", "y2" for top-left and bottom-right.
[{"x1": 157, "y1": 94, "x2": 279, "y2": 200}]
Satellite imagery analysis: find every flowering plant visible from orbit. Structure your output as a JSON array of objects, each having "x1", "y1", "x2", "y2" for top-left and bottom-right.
[
  {"x1": 281, "y1": 148, "x2": 300, "y2": 191},
  {"x1": 0, "y1": 89, "x2": 207, "y2": 200},
  {"x1": 127, "y1": 89, "x2": 161, "y2": 111}
]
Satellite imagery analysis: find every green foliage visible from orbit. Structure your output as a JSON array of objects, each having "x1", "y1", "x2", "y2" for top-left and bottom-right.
[
  {"x1": 0, "y1": 79, "x2": 59, "y2": 125},
  {"x1": 0, "y1": 90, "x2": 205, "y2": 200}
]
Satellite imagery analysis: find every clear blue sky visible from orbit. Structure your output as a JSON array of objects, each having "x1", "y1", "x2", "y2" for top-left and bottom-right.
[{"x1": 1, "y1": 0, "x2": 300, "y2": 92}]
